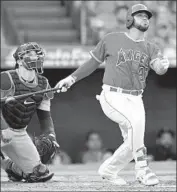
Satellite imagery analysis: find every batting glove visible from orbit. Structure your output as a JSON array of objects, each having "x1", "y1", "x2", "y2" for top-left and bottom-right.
[
  {"x1": 159, "y1": 56, "x2": 169, "y2": 70},
  {"x1": 153, "y1": 56, "x2": 169, "y2": 75},
  {"x1": 55, "y1": 75, "x2": 76, "y2": 93}
]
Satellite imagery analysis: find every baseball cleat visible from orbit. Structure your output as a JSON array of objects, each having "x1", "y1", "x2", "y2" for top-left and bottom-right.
[
  {"x1": 25, "y1": 172, "x2": 54, "y2": 183},
  {"x1": 98, "y1": 168, "x2": 127, "y2": 185},
  {"x1": 136, "y1": 167, "x2": 159, "y2": 186},
  {"x1": 24, "y1": 164, "x2": 54, "y2": 183},
  {"x1": 101, "y1": 175, "x2": 127, "y2": 185}
]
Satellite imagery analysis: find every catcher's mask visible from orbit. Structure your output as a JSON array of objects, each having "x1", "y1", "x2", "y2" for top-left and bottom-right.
[
  {"x1": 13, "y1": 42, "x2": 45, "y2": 74},
  {"x1": 126, "y1": 4, "x2": 152, "y2": 30}
]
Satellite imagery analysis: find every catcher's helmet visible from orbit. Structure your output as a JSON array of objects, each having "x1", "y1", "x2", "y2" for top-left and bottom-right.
[
  {"x1": 126, "y1": 4, "x2": 152, "y2": 29},
  {"x1": 13, "y1": 42, "x2": 45, "y2": 74}
]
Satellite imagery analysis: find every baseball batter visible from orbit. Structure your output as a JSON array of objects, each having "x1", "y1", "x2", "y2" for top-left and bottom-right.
[
  {"x1": 0, "y1": 42, "x2": 59, "y2": 182},
  {"x1": 55, "y1": 4, "x2": 170, "y2": 186}
]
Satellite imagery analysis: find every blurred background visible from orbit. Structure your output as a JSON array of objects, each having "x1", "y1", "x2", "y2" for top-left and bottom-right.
[{"x1": 1, "y1": 1, "x2": 176, "y2": 164}]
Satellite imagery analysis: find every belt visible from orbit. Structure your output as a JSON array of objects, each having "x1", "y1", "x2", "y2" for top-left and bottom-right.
[{"x1": 109, "y1": 86, "x2": 143, "y2": 96}]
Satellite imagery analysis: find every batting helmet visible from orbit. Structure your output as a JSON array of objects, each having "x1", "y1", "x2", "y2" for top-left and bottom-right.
[{"x1": 126, "y1": 4, "x2": 152, "y2": 29}]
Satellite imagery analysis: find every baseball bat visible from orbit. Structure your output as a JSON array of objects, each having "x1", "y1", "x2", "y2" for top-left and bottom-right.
[{"x1": 0, "y1": 87, "x2": 60, "y2": 103}]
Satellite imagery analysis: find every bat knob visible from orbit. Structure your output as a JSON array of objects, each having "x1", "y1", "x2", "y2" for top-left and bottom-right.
[{"x1": 5, "y1": 97, "x2": 16, "y2": 104}]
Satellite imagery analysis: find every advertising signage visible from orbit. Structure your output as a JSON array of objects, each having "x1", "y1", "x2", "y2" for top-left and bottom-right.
[
  {"x1": 1, "y1": 45, "x2": 105, "y2": 69},
  {"x1": 1, "y1": 45, "x2": 176, "y2": 69}
]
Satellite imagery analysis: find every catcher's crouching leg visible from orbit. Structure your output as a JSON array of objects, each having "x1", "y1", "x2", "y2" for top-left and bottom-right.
[
  {"x1": 2, "y1": 157, "x2": 24, "y2": 182},
  {"x1": 2, "y1": 157, "x2": 54, "y2": 182},
  {"x1": 24, "y1": 163, "x2": 54, "y2": 183}
]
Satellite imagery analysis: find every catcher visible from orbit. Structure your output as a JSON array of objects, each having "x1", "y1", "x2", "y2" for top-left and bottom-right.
[{"x1": 0, "y1": 42, "x2": 59, "y2": 182}]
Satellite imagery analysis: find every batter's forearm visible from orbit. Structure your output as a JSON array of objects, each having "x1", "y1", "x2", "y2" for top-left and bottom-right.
[
  {"x1": 37, "y1": 109, "x2": 55, "y2": 136},
  {"x1": 71, "y1": 57, "x2": 101, "y2": 82}
]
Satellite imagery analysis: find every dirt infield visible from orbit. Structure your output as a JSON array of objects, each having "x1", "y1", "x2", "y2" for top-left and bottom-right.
[{"x1": 1, "y1": 161, "x2": 176, "y2": 191}]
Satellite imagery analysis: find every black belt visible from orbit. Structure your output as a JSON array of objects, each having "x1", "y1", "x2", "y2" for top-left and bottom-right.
[{"x1": 109, "y1": 87, "x2": 143, "y2": 96}]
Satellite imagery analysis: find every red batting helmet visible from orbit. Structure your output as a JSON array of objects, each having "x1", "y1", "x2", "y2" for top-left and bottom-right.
[{"x1": 126, "y1": 4, "x2": 152, "y2": 29}]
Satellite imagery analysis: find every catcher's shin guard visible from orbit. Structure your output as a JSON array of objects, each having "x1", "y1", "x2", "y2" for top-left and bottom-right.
[
  {"x1": 24, "y1": 163, "x2": 54, "y2": 183},
  {"x1": 5, "y1": 160, "x2": 23, "y2": 182},
  {"x1": 6, "y1": 169, "x2": 23, "y2": 182}
]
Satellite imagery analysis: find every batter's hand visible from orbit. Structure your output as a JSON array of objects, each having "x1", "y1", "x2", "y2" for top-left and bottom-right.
[
  {"x1": 153, "y1": 56, "x2": 169, "y2": 75},
  {"x1": 55, "y1": 75, "x2": 76, "y2": 93},
  {"x1": 159, "y1": 56, "x2": 169, "y2": 70}
]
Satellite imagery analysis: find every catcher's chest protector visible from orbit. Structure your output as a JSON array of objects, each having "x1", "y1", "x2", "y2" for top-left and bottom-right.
[{"x1": 2, "y1": 70, "x2": 48, "y2": 129}]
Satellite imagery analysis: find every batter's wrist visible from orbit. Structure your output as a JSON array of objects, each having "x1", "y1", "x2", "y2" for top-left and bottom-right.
[{"x1": 70, "y1": 75, "x2": 77, "y2": 83}]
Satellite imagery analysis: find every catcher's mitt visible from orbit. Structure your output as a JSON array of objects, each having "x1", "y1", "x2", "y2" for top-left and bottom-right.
[{"x1": 33, "y1": 134, "x2": 59, "y2": 164}]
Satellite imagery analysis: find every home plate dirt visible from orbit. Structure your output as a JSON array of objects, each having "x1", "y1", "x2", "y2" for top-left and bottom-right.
[{"x1": 1, "y1": 161, "x2": 176, "y2": 191}]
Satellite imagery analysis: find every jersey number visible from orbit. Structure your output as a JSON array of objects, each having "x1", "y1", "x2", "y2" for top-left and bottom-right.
[{"x1": 139, "y1": 66, "x2": 148, "y2": 82}]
